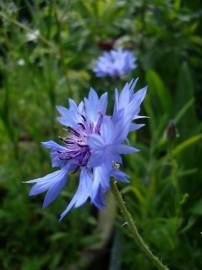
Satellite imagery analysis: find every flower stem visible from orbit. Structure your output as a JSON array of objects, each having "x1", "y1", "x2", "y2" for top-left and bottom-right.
[{"x1": 111, "y1": 181, "x2": 169, "y2": 270}]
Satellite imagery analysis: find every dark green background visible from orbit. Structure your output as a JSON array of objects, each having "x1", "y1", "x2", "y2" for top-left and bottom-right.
[{"x1": 0, "y1": 1, "x2": 202, "y2": 269}]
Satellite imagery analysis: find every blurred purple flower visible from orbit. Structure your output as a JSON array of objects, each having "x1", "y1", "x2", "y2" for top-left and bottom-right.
[
  {"x1": 26, "y1": 79, "x2": 146, "y2": 220},
  {"x1": 93, "y1": 49, "x2": 136, "y2": 78}
]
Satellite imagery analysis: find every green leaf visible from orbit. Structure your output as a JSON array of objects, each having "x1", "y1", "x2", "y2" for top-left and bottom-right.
[
  {"x1": 81, "y1": 0, "x2": 96, "y2": 19},
  {"x1": 174, "y1": 0, "x2": 181, "y2": 10},
  {"x1": 171, "y1": 134, "x2": 202, "y2": 157},
  {"x1": 175, "y1": 62, "x2": 198, "y2": 137},
  {"x1": 146, "y1": 69, "x2": 172, "y2": 114},
  {"x1": 191, "y1": 199, "x2": 202, "y2": 215},
  {"x1": 50, "y1": 232, "x2": 68, "y2": 242},
  {"x1": 174, "y1": 98, "x2": 195, "y2": 124},
  {"x1": 180, "y1": 216, "x2": 197, "y2": 233}
]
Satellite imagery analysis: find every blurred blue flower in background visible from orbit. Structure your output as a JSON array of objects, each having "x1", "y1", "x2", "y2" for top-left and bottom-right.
[
  {"x1": 26, "y1": 79, "x2": 146, "y2": 220},
  {"x1": 93, "y1": 49, "x2": 136, "y2": 78}
]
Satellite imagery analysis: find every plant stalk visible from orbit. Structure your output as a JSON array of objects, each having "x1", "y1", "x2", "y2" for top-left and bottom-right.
[{"x1": 111, "y1": 181, "x2": 169, "y2": 270}]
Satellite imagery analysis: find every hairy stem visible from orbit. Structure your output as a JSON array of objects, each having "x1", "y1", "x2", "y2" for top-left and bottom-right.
[{"x1": 111, "y1": 181, "x2": 169, "y2": 270}]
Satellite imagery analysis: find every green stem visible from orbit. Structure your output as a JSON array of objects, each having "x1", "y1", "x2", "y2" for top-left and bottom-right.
[
  {"x1": 0, "y1": 12, "x2": 58, "y2": 54},
  {"x1": 111, "y1": 181, "x2": 169, "y2": 270}
]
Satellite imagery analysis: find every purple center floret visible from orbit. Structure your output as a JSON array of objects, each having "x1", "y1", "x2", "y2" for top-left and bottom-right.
[{"x1": 57, "y1": 114, "x2": 103, "y2": 168}]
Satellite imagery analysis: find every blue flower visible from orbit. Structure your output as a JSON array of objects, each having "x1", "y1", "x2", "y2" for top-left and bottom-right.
[
  {"x1": 26, "y1": 79, "x2": 147, "y2": 220},
  {"x1": 93, "y1": 49, "x2": 136, "y2": 78}
]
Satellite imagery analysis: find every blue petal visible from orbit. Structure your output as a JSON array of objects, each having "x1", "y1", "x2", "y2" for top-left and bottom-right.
[
  {"x1": 133, "y1": 87, "x2": 147, "y2": 107},
  {"x1": 42, "y1": 176, "x2": 67, "y2": 208},
  {"x1": 90, "y1": 170, "x2": 106, "y2": 208},
  {"x1": 115, "y1": 144, "x2": 139, "y2": 154},
  {"x1": 100, "y1": 116, "x2": 114, "y2": 142},
  {"x1": 78, "y1": 101, "x2": 84, "y2": 113},
  {"x1": 99, "y1": 92, "x2": 108, "y2": 116},
  {"x1": 91, "y1": 164, "x2": 114, "y2": 208},
  {"x1": 56, "y1": 105, "x2": 82, "y2": 128},
  {"x1": 59, "y1": 168, "x2": 92, "y2": 220},
  {"x1": 112, "y1": 80, "x2": 147, "y2": 141},
  {"x1": 129, "y1": 123, "x2": 145, "y2": 131},
  {"x1": 88, "y1": 152, "x2": 104, "y2": 167},
  {"x1": 100, "y1": 112, "x2": 128, "y2": 144},
  {"x1": 84, "y1": 89, "x2": 108, "y2": 124},
  {"x1": 27, "y1": 166, "x2": 69, "y2": 207},
  {"x1": 91, "y1": 184, "x2": 105, "y2": 209},
  {"x1": 88, "y1": 133, "x2": 104, "y2": 149},
  {"x1": 127, "y1": 87, "x2": 147, "y2": 116},
  {"x1": 42, "y1": 140, "x2": 66, "y2": 168},
  {"x1": 93, "y1": 164, "x2": 111, "y2": 192},
  {"x1": 88, "y1": 137, "x2": 123, "y2": 168},
  {"x1": 68, "y1": 98, "x2": 84, "y2": 116},
  {"x1": 88, "y1": 127, "x2": 125, "y2": 167},
  {"x1": 68, "y1": 98, "x2": 78, "y2": 111},
  {"x1": 111, "y1": 169, "x2": 129, "y2": 183},
  {"x1": 118, "y1": 79, "x2": 138, "y2": 109},
  {"x1": 42, "y1": 140, "x2": 65, "y2": 150}
]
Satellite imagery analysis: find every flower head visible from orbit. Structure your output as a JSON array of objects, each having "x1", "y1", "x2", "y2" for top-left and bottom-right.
[
  {"x1": 26, "y1": 79, "x2": 147, "y2": 220},
  {"x1": 93, "y1": 49, "x2": 136, "y2": 78}
]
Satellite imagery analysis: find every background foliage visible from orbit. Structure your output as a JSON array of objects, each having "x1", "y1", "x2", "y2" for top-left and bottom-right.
[{"x1": 0, "y1": 0, "x2": 202, "y2": 269}]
